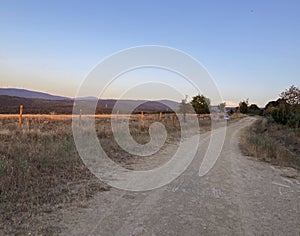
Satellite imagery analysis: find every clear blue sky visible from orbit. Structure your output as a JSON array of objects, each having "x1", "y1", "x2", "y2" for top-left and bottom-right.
[{"x1": 1, "y1": 0, "x2": 300, "y2": 106}]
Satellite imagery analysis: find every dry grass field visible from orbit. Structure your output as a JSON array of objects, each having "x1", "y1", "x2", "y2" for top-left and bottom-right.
[
  {"x1": 0, "y1": 116, "x2": 108, "y2": 234},
  {"x1": 240, "y1": 117, "x2": 300, "y2": 170},
  {"x1": 0, "y1": 113, "x2": 216, "y2": 234},
  {"x1": 0, "y1": 112, "x2": 243, "y2": 234}
]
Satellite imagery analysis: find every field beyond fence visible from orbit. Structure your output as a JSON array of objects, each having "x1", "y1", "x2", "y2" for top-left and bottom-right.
[{"x1": 0, "y1": 111, "x2": 243, "y2": 234}]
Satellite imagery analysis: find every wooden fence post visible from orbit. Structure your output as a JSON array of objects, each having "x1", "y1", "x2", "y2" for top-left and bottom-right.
[
  {"x1": 19, "y1": 105, "x2": 23, "y2": 125},
  {"x1": 79, "y1": 109, "x2": 82, "y2": 126},
  {"x1": 141, "y1": 111, "x2": 145, "y2": 130},
  {"x1": 159, "y1": 112, "x2": 162, "y2": 121},
  {"x1": 172, "y1": 114, "x2": 176, "y2": 127}
]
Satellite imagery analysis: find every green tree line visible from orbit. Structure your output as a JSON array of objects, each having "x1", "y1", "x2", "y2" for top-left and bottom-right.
[{"x1": 238, "y1": 85, "x2": 300, "y2": 128}]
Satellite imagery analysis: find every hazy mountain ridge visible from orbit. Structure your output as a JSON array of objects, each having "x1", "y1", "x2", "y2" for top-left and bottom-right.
[
  {"x1": 0, "y1": 88, "x2": 180, "y2": 114},
  {"x1": 0, "y1": 88, "x2": 70, "y2": 100}
]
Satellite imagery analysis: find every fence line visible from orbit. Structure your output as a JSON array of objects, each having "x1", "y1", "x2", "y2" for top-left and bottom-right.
[{"x1": 0, "y1": 113, "x2": 212, "y2": 120}]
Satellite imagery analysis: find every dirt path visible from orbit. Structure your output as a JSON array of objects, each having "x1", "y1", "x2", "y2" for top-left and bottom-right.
[{"x1": 59, "y1": 117, "x2": 300, "y2": 235}]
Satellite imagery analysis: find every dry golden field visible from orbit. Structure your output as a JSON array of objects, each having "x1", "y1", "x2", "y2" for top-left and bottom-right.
[
  {"x1": 0, "y1": 113, "x2": 210, "y2": 234},
  {"x1": 0, "y1": 112, "x2": 244, "y2": 234}
]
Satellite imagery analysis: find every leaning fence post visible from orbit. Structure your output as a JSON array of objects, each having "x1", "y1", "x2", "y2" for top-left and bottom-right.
[
  {"x1": 79, "y1": 109, "x2": 82, "y2": 126},
  {"x1": 19, "y1": 105, "x2": 23, "y2": 126},
  {"x1": 139, "y1": 111, "x2": 144, "y2": 131},
  {"x1": 172, "y1": 114, "x2": 176, "y2": 127}
]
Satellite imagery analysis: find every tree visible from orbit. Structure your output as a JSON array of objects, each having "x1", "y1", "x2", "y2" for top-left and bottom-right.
[
  {"x1": 271, "y1": 103, "x2": 289, "y2": 125},
  {"x1": 269, "y1": 85, "x2": 300, "y2": 128},
  {"x1": 248, "y1": 104, "x2": 262, "y2": 115},
  {"x1": 264, "y1": 99, "x2": 286, "y2": 116},
  {"x1": 179, "y1": 95, "x2": 193, "y2": 122},
  {"x1": 190, "y1": 94, "x2": 210, "y2": 114},
  {"x1": 218, "y1": 102, "x2": 226, "y2": 112},
  {"x1": 264, "y1": 95, "x2": 300, "y2": 128},
  {"x1": 280, "y1": 85, "x2": 300, "y2": 105},
  {"x1": 239, "y1": 99, "x2": 249, "y2": 114}
]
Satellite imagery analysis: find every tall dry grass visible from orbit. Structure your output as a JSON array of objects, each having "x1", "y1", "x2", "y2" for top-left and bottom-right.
[
  {"x1": 240, "y1": 118, "x2": 300, "y2": 169},
  {"x1": 0, "y1": 117, "x2": 109, "y2": 235},
  {"x1": 0, "y1": 113, "x2": 230, "y2": 234}
]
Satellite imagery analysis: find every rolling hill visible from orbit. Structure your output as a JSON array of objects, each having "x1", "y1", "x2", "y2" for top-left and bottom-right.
[
  {"x1": 0, "y1": 88, "x2": 70, "y2": 100},
  {"x1": 0, "y1": 89, "x2": 180, "y2": 114}
]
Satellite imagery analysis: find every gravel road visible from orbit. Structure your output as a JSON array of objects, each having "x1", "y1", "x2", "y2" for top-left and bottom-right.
[{"x1": 59, "y1": 117, "x2": 300, "y2": 236}]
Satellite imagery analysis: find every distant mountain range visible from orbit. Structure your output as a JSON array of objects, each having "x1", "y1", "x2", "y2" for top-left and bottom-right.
[
  {"x1": 0, "y1": 88, "x2": 70, "y2": 100},
  {"x1": 0, "y1": 88, "x2": 238, "y2": 114},
  {"x1": 0, "y1": 88, "x2": 180, "y2": 114}
]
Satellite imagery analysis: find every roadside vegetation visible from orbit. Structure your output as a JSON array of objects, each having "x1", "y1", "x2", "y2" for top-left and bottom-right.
[
  {"x1": 240, "y1": 118, "x2": 300, "y2": 169},
  {"x1": 240, "y1": 85, "x2": 300, "y2": 170}
]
